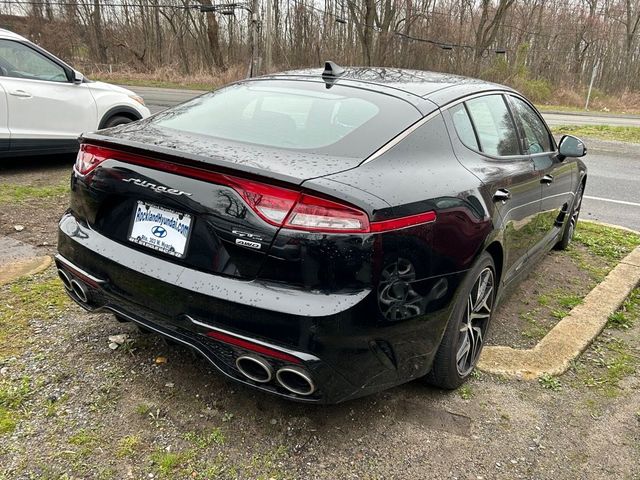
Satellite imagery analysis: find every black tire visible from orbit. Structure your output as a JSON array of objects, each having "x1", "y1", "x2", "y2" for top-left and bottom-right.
[
  {"x1": 556, "y1": 182, "x2": 584, "y2": 251},
  {"x1": 426, "y1": 251, "x2": 496, "y2": 389},
  {"x1": 102, "y1": 115, "x2": 134, "y2": 128}
]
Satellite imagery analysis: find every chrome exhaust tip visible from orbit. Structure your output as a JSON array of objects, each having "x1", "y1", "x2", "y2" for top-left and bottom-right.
[
  {"x1": 276, "y1": 367, "x2": 315, "y2": 396},
  {"x1": 57, "y1": 269, "x2": 73, "y2": 292},
  {"x1": 70, "y1": 279, "x2": 89, "y2": 304},
  {"x1": 235, "y1": 355, "x2": 274, "y2": 383}
]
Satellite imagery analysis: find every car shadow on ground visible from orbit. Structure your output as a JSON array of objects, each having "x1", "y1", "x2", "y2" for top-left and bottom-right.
[{"x1": 93, "y1": 312, "x2": 469, "y2": 439}]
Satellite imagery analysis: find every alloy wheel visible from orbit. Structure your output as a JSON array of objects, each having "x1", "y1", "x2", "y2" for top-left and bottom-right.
[
  {"x1": 455, "y1": 267, "x2": 494, "y2": 376},
  {"x1": 568, "y1": 185, "x2": 584, "y2": 242}
]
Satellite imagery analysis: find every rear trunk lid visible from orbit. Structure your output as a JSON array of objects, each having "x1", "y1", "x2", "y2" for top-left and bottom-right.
[
  {"x1": 82, "y1": 125, "x2": 363, "y2": 186},
  {"x1": 73, "y1": 140, "x2": 312, "y2": 281}
]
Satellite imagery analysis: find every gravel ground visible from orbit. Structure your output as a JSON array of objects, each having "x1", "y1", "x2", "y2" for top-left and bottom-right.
[
  {"x1": 0, "y1": 277, "x2": 638, "y2": 480},
  {"x1": 0, "y1": 155, "x2": 639, "y2": 479}
]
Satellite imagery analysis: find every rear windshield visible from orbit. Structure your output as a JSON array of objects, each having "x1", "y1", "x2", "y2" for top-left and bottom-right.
[{"x1": 151, "y1": 80, "x2": 422, "y2": 157}]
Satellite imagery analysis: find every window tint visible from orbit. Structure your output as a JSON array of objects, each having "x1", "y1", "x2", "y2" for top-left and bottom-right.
[
  {"x1": 465, "y1": 95, "x2": 520, "y2": 156},
  {"x1": 450, "y1": 104, "x2": 478, "y2": 150},
  {"x1": 0, "y1": 40, "x2": 67, "y2": 82},
  {"x1": 509, "y1": 96, "x2": 552, "y2": 154},
  {"x1": 153, "y1": 81, "x2": 421, "y2": 157}
]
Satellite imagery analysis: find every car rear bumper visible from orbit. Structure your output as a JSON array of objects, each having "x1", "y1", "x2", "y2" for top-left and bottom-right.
[{"x1": 57, "y1": 213, "x2": 456, "y2": 403}]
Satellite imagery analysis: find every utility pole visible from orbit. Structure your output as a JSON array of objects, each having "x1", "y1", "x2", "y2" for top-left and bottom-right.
[
  {"x1": 264, "y1": 0, "x2": 273, "y2": 74},
  {"x1": 585, "y1": 59, "x2": 599, "y2": 111},
  {"x1": 248, "y1": 0, "x2": 260, "y2": 77}
]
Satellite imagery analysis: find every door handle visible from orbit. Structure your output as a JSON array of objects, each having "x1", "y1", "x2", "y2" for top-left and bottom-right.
[
  {"x1": 541, "y1": 174, "x2": 554, "y2": 185},
  {"x1": 493, "y1": 188, "x2": 511, "y2": 203},
  {"x1": 9, "y1": 89, "x2": 32, "y2": 98}
]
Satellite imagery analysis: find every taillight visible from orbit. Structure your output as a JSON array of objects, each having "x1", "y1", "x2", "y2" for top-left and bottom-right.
[
  {"x1": 227, "y1": 177, "x2": 300, "y2": 227},
  {"x1": 284, "y1": 194, "x2": 370, "y2": 233},
  {"x1": 75, "y1": 143, "x2": 436, "y2": 233},
  {"x1": 228, "y1": 182, "x2": 370, "y2": 233},
  {"x1": 75, "y1": 144, "x2": 110, "y2": 175}
]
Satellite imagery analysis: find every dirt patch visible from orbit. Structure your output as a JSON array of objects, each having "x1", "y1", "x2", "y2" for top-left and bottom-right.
[
  {"x1": 487, "y1": 245, "x2": 607, "y2": 348},
  {"x1": 0, "y1": 154, "x2": 73, "y2": 255},
  {"x1": 1, "y1": 269, "x2": 639, "y2": 479}
]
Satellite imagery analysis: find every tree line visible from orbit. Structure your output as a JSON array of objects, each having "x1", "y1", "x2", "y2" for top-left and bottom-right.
[{"x1": 2, "y1": 0, "x2": 639, "y2": 99}]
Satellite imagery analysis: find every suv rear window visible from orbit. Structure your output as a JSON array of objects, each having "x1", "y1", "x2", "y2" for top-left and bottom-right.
[{"x1": 152, "y1": 80, "x2": 422, "y2": 157}]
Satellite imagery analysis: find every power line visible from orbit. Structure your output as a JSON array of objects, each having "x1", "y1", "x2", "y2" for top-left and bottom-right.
[
  {"x1": 295, "y1": 2, "x2": 504, "y2": 54},
  {"x1": 0, "y1": 0, "x2": 240, "y2": 10}
]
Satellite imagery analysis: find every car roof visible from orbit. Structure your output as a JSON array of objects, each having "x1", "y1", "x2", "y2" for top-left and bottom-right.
[
  {"x1": 0, "y1": 28, "x2": 28, "y2": 42},
  {"x1": 263, "y1": 66, "x2": 515, "y2": 108}
]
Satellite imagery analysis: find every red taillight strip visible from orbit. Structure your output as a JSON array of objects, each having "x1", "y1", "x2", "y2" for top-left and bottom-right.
[
  {"x1": 370, "y1": 211, "x2": 437, "y2": 232},
  {"x1": 81, "y1": 144, "x2": 437, "y2": 234},
  {"x1": 206, "y1": 331, "x2": 302, "y2": 364}
]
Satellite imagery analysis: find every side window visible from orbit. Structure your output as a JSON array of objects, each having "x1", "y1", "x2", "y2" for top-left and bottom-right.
[
  {"x1": 450, "y1": 103, "x2": 478, "y2": 150},
  {"x1": 0, "y1": 39, "x2": 67, "y2": 83},
  {"x1": 509, "y1": 96, "x2": 552, "y2": 154},
  {"x1": 465, "y1": 95, "x2": 521, "y2": 157}
]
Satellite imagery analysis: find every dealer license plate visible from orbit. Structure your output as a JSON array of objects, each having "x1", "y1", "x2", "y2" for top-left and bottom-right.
[{"x1": 129, "y1": 201, "x2": 192, "y2": 258}]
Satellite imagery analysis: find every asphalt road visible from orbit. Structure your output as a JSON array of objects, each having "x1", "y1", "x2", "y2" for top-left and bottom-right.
[
  {"x1": 127, "y1": 85, "x2": 640, "y2": 230},
  {"x1": 578, "y1": 141, "x2": 640, "y2": 231}
]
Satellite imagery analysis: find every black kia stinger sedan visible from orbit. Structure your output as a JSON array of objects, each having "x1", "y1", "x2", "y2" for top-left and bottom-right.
[{"x1": 56, "y1": 62, "x2": 587, "y2": 403}]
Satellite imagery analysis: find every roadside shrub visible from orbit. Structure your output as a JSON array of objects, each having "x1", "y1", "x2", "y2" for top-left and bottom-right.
[{"x1": 514, "y1": 77, "x2": 553, "y2": 103}]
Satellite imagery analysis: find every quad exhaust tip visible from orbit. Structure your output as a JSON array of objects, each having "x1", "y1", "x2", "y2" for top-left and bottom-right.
[
  {"x1": 57, "y1": 268, "x2": 73, "y2": 292},
  {"x1": 276, "y1": 367, "x2": 315, "y2": 396},
  {"x1": 70, "y1": 279, "x2": 89, "y2": 304},
  {"x1": 236, "y1": 355, "x2": 274, "y2": 383}
]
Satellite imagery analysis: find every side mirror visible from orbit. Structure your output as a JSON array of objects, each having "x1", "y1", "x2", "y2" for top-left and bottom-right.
[
  {"x1": 558, "y1": 135, "x2": 586, "y2": 160},
  {"x1": 72, "y1": 70, "x2": 84, "y2": 84}
]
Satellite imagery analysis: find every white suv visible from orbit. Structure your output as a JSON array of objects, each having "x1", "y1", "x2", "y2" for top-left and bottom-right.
[{"x1": 0, "y1": 29, "x2": 150, "y2": 157}]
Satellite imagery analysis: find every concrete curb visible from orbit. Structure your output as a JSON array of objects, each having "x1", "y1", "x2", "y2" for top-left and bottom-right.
[
  {"x1": 0, "y1": 256, "x2": 52, "y2": 286},
  {"x1": 478, "y1": 232, "x2": 640, "y2": 380}
]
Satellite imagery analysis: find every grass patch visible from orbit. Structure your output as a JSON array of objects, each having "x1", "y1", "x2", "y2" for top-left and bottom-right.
[
  {"x1": 581, "y1": 340, "x2": 636, "y2": 397},
  {"x1": 0, "y1": 376, "x2": 32, "y2": 436},
  {"x1": 0, "y1": 407, "x2": 17, "y2": 435},
  {"x1": 92, "y1": 75, "x2": 211, "y2": 91},
  {"x1": 552, "y1": 125, "x2": 640, "y2": 143},
  {"x1": 248, "y1": 445, "x2": 289, "y2": 480},
  {"x1": 183, "y1": 427, "x2": 225, "y2": 448},
  {"x1": 606, "y1": 288, "x2": 639, "y2": 330},
  {"x1": 69, "y1": 429, "x2": 98, "y2": 446},
  {"x1": 135, "y1": 402, "x2": 153, "y2": 416},
  {"x1": 519, "y1": 309, "x2": 547, "y2": 341},
  {"x1": 574, "y1": 293, "x2": 639, "y2": 397},
  {"x1": 457, "y1": 384, "x2": 473, "y2": 400},
  {"x1": 537, "y1": 104, "x2": 640, "y2": 115},
  {"x1": 151, "y1": 449, "x2": 194, "y2": 476},
  {"x1": 574, "y1": 222, "x2": 640, "y2": 264},
  {"x1": 0, "y1": 182, "x2": 69, "y2": 205},
  {"x1": 538, "y1": 374, "x2": 562, "y2": 391},
  {"x1": 117, "y1": 434, "x2": 141, "y2": 458},
  {"x1": 0, "y1": 272, "x2": 71, "y2": 360}
]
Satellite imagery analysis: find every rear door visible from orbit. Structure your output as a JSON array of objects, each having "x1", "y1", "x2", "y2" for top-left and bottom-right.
[
  {"x1": 507, "y1": 95, "x2": 574, "y2": 257},
  {"x1": 447, "y1": 94, "x2": 542, "y2": 285},
  {"x1": 0, "y1": 39, "x2": 97, "y2": 152}
]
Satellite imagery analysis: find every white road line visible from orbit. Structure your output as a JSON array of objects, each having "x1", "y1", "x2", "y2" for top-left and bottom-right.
[{"x1": 584, "y1": 195, "x2": 640, "y2": 207}]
